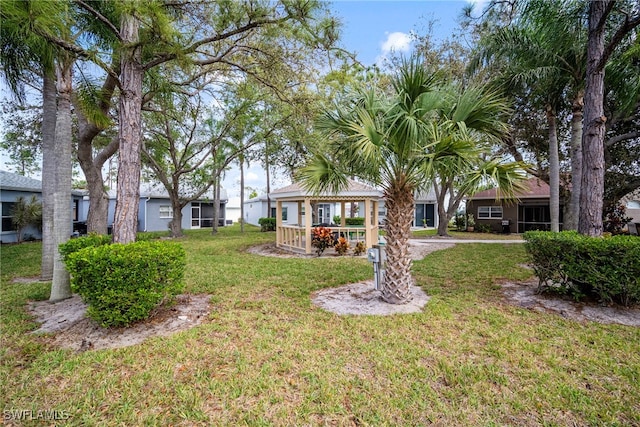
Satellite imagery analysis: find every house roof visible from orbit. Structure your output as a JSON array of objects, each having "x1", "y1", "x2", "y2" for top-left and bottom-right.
[
  {"x1": 469, "y1": 177, "x2": 550, "y2": 200},
  {"x1": 0, "y1": 170, "x2": 42, "y2": 192},
  {"x1": 270, "y1": 179, "x2": 383, "y2": 200}
]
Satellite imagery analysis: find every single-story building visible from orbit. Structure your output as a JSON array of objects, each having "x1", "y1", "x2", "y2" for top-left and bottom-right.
[
  {"x1": 622, "y1": 189, "x2": 640, "y2": 223},
  {"x1": 1, "y1": 170, "x2": 228, "y2": 241},
  {"x1": 466, "y1": 177, "x2": 563, "y2": 234},
  {"x1": 1, "y1": 170, "x2": 86, "y2": 243},
  {"x1": 106, "y1": 189, "x2": 228, "y2": 232}
]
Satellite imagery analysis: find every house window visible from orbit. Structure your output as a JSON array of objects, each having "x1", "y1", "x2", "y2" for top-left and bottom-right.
[
  {"x1": 159, "y1": 205, "x2": 173, "y2": 218},
  {"x1": 1, "y1": 202, "x2": 16, "y2": 232},
  {"x1": 282, "y1": 207, "x2": 288, "y2": 222},
  {"x1": 478, "y1": 206, "x2": 502, "y2": 219},
  {"x1": 270, "y1": 207, "x2": 276, "y2": 218}
]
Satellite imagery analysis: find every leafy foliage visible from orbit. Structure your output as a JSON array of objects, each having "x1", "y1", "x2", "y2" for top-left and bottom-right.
[
  {"x1": 258, "y1": 217, "x2": 276, "y2": 232},
  {"x1": 524, "y1": 231, "x2": 640, "y2": 306},
  {"x1": 344, "y1": 217, "x2": 365, "y2": 226},
  {"x1": 353, "y1": 240, "x2": 367, "y2": 256},
  {"x1": 58, "y1": 233, "x2": 112, "y2": 263},
  {"x1": 62, "y1": 241, "x2": 186, "y2": 327},
  {"x1": 334, "y1": 236, "x2": 350, "y2": 256},
  {"x1": 311, "y1": 226, "x2": 335, "y2": 256},
  {"x1": 603, "y1": 204, "x2": 632, "y2": 235},
  {"x1": 9, "y1": 195, "x2": 42, "y2": 243}
]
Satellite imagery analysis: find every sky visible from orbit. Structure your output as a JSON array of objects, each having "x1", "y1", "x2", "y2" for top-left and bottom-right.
[{"x1": 224, "y1": 0, "x2": 481, "y2": 209}]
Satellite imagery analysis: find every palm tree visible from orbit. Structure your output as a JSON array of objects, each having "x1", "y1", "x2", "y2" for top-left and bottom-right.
[
  {"x1": 0, "y1": 0, "x2": 63, "y2": 282},
  {"x1": 427, "y1": 84, "x2": 528, "y2": 236},
  {"x1": 473, "y1": 0, "x2": 588, "y2": 231},
  {"x1": 299, "y1": 59, "x2": 525, "y2": 304}
]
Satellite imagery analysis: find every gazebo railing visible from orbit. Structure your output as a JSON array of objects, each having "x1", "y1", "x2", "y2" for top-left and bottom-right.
[{"x1": 278, "y1": 224, "x2": 378, "y2": 254}]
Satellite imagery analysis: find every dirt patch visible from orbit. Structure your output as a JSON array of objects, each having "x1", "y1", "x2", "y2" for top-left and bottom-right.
[
  {"x1": 312, "y1": 281, "x2": 430, "y2": 316},
  {"x1": 28, "y1": 294, "x2": 211, "y2": 351},
  {"x1": 501, "y1": 280, "x2": 640, "y2": 327},
  {"x1": 247, "y1": 242, "x2": 455, "y2": 260}
]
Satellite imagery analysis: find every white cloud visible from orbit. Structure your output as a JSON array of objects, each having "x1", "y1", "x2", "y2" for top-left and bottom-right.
[
  {"x1": 246, "y1": 172, "x2": 260, "y2": 183},
  {"x1": 380, "y1": 31, "x2": 412, "y2": 54}
]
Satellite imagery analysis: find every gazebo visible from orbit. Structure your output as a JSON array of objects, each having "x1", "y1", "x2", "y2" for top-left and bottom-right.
[{"x1": 271, "y1": 180, "x2": 383, "y2": 254}]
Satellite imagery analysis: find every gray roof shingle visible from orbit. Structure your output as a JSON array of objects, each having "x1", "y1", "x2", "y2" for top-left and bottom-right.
[{"x1": 0, "y1": 170, "x2": 42, "y2": 192}]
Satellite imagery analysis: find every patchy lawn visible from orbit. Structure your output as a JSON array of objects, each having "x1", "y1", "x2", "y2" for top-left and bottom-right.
[{"x1": 1, "y1": 225, "x2": 639, "y2": 426}]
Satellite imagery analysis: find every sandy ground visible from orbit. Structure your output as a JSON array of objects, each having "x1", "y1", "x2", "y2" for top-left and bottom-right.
[
  {"x1": 20, "y1": 241, "x2": 638, "y2": 352},
  {"x1": 28, "y1": 293, "x2": 211, "y2": 351}
]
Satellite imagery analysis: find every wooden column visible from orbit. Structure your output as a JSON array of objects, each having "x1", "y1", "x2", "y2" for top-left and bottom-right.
[
  {"x1": 304, "y1": 197, "x2": 312, "y2": 254},
  {"x1": 276, "y1": 200, "x2": 283, "y2": 247},
  {"x1": 340, "y1": 202, "x2": 346, "y2": 226},
  {"x1": 364, "y1": 198, "x2": 372, "y2": 249}
]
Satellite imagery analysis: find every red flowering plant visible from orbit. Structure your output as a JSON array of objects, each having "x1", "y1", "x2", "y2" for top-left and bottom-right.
[
  {"x1": 311, "y1": 226, "x2": 335, "y2": 256},
  {"x1": 334, "y1": 237, "x2": 350, "y2": 256}
]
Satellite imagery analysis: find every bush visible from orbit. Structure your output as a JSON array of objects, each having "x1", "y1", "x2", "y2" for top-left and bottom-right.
[
  {"x1": 353, "y1": 241, "x2": 367, "y2": 256},
  {"x1": 258, "y1": 217, "x2": 276, "y2": 232},
  {"x1": 524, "y1": 231, "x2": 640, "y2": 306},
  {"x1": 475, "y1": 223, "x2": 492, "y2": 233},
  {"x1": 311, "y1": 226, "x2": 335, "y2": 256},
  {"x1": 334, "y1": 237, "x2": 350, "y2": 256},
  {"x1": 345, "y1": 217, "x2": 365, "y2": 226},
  {"x1": 63, "y1": 240, "x2": 186, "y2": 327},
  {"x1": 59, "y1": 233, "x2": 112, "y2": 262},
  {"x1": 332, "y1": 215, "x2": 341, "y2": 224}
]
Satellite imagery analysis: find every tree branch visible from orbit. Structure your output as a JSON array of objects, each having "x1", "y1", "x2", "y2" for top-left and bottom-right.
[{"x1": 74, "y1": 0, "x2": 122, "y2": 40}]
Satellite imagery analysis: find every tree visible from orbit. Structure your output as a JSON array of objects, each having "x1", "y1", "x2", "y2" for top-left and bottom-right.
[
  {"x1": 0, "y1": 0, "x2": 73, "y2": 295},
  {"x1": 0, "y1": 102, "x2": 42, "y2": 176},
  {"x1": 10, "y1": 195, "x2": 42, "y2": 243},
  {"x1": 427, "y1": 84, "x2": 528, "y2": 236},
  {"x1": 300, "y1": 58, "x2": 526, "y2": 304},
  {"x1": 472, "y1": 0, "x2": 589, "y2": 232},
  {"x1": 579, "y1": 1, "x2": 640, "y2": 236}
]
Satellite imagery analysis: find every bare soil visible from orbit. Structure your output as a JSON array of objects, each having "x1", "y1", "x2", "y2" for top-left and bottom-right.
[{"x1": 27, "y1": 294, "x2": 211, "y2": 351}]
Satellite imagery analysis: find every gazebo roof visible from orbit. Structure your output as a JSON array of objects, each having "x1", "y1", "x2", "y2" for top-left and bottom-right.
[{"x1": 270, "y1": 180, "x2": 383, "y2": 201}]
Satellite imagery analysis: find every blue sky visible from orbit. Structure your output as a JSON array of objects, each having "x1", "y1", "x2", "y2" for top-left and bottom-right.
[{"x1": 329, "y1": 1, "x2": 476, "y2": 66}]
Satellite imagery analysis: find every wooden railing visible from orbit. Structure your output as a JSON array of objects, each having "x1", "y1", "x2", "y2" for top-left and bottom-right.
[{"x1": 278, "y1": 225, "x2": 379, "y2": 254}]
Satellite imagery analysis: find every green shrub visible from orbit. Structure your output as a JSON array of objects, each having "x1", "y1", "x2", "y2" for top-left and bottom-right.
[
  {"x1": 345, "y1": 217, "x2": 365, "y2": 226},
  {"x1": 258, "y1": 217, "x2": 276, "y2": 232},
  {"x1": 63, "y1": 241, "x2": 186, "y2": 327},
  {"x1": 353, "y1": 241, "x2": 367, "y2": 256},
  {"x1": 524, "y1": 231, "x2": 640, "y2": 306},
  {"x1": 59, "y1": 233, "x2": 112, "y2": 262}
]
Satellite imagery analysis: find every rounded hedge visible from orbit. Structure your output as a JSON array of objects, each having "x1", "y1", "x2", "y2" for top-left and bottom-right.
[{"x1": 63, "y1": 240, "x2": 186, "y2": 327}]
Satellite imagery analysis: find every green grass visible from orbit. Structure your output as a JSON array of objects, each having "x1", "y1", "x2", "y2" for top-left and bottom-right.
[
  {"x1": 2, "y1": 224, "x2": 639, "y2": 426},
  {"x1": 411, "y1": 228, "x2": 523, "y2": 240}
]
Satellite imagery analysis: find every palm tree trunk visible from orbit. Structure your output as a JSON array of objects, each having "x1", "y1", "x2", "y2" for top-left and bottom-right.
[
  {"x1": 381, "y1": 180, "x2": 415, "y2": 304},
  {"x1": 579, "y1": 1, "x2": 607, "y2": 236},
  {"x1": 40, "y1": 73, "x2": 56, "y2": 281},
  {"x1": 546, "y1": 105, "x2": 560, "y2": 232},
  {"x1": 565, "y1": 94, "x2": 584, "y2": 231},
  {"x1": 49, "y1": 58, "x2": 73, "y2": 302},
  {"x1": 113, "y1": 12, "x2": 143, "y2": 244}
]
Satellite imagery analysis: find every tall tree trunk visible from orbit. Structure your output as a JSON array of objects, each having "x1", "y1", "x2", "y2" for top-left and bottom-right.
[
  {"x1": 49, "y1": 58, "x2": 73, "y2": 302},
  {"x1": 381, "y1": 178, "x2": 415, "y2": 304},
  {"x1": 564, "y1": 93, "x2": 584, "y2": 231},
  {"x1": 240, "y1": 156, "x2": 245, "y2": 233},
  {"x1": 74, "y1": 78, "x2": 119, "y2": 235},
  {"x1": 113, "y1": 13, "x2": 143, "y2": 244},
  {"x1": 212, "y1": 176, "x2": 221, "y2": 234},
  {"x1": 546, "y1": 105, "x2": 560, "y2": 232},
  {"x1": 265, "y1": 144, "x2": 271, "y2": 218},
  {"x1": 40, "y1": 74, "x2": 56, "y2": 281},
  {"x1": 579, "y1": 1, "x2": 608, "y2": 236},
  {"x1": 169, "y1": 192, "x2": 184, "y2": 238}
]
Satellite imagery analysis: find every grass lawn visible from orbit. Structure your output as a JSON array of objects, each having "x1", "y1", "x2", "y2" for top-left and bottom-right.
[
  {"x1": 1, "y1": 225, "x2": 639, "y2": 426},
  {"x1": 411, "y1": 228, "x2": 524, "y2": 240}
]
